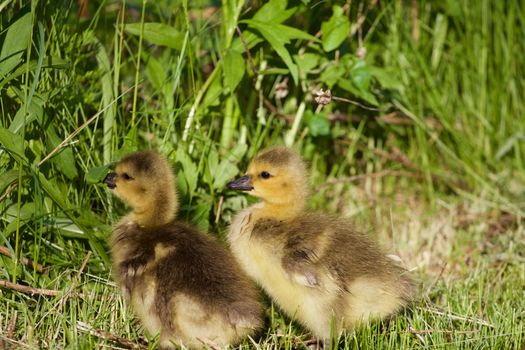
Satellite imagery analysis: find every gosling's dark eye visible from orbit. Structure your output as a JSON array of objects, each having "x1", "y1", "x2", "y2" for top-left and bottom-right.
[
  {"x1": 260, "y1": 171, "x2": 271, "y2": 179},
  {"x1": 122, "y1": 173, "x2": 133, "y2": 181}
]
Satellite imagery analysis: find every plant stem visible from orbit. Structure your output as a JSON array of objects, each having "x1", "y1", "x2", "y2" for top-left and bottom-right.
[{"x1": 131, "y1": 0, "x2": 147, "y2": 129}]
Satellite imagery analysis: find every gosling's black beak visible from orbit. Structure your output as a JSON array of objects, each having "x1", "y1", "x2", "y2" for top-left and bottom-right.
[
  {"x1": 104, "y1": 172, "x2": 117, "y2": 189},
  {"x1": 227, "y1": 175, "x2": 253, "y2": 191}
]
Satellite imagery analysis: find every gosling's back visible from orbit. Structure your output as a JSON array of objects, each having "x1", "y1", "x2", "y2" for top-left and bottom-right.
[
  {"x1": 229, "y1": 211, "x2": 412, "y2": 338},
  {"x1": 112, "y1": 215, "x2": 263, "y2": 348}
]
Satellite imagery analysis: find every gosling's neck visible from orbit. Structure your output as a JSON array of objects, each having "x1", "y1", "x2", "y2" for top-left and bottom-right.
[
  {"x1": 253, "y1": 200, "x2": 306, "y2": 221},
  {"x1": 127, "y1": 192, "x2": 178, "y2": 228}
]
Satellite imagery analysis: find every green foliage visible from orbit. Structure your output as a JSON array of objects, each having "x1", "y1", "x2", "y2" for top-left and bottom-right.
[
  {"x1": 222, "y1": 48, "x2": 245, "y2": 92},
  {"x1": 0, "y1": 0, "x2": 524, "y2": 348},
  {"x1": 0, "y1": 11, "x2": 32, "y2": 78},
  {"x1": 0, "y1": 127, "x2": 25, "y2": 160},
  {"x1": 321, "y1": 5, "x2": 351, "y2": 52},
  {"x1": 305, "y1": 111, "x2": 330, "y2": 137},
  {"x1": 85, "y1": 165, "x2": 111, "y2": 185},
  {"x1": 124, "y1": 22, "x2": 184, "y2": 51}
]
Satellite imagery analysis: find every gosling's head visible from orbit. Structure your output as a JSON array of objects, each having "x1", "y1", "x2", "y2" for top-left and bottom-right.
[
  {"x1": 228, "y1": 146, "x2": 309, "y2": 214},
  {"x1": 104, "y1": 150, "x2": 177, "y2": 227}
]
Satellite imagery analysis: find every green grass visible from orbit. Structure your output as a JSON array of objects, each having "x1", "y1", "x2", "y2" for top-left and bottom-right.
[{"x1": 1, "y1": 0, "x2": 524, "y2": 348}]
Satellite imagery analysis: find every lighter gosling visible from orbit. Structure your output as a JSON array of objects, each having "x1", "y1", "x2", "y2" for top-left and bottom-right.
[{"x1": 227, "y1": 146, "x2": 413, "y2": 340}]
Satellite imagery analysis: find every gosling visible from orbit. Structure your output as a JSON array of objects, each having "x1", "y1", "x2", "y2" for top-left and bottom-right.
[
  {"x1": 104, "y1": 150, "x2": 262, "y2": 349},
  {"x1": 227, "y1": 146, "x2": 413, "y2": 340}
]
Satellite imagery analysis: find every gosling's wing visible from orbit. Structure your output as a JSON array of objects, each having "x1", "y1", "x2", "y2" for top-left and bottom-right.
[
  {"x1": 281, "y1": 215, "x2": 334, "y2": 288},
  {"x1": 250, "y1": 215, "x2": 330, "y2": 288},
  {"x1": 285, "y1": 264, "x2": 320, "y2": 287}
]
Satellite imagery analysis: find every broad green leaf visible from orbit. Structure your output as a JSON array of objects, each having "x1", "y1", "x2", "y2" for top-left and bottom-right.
[
  {"x1": 146, "y1": 55, "x2": 167, "y2": 91},
  {"x1": 37, "y1": 172, "x2": 109, "y2": 264},
  {"x1": 125, "y1": 23, "x2": 183, "y2": 51},
  {"x1": 230, "y1": 31, "x2": 264, "y2": 53},
  {"x1": 350, "y1": 60, "x2": 372, "y2": 92},
  {"x1": 241, "y1": 20, "x2": 317, "y2": 43},
  {"x1": 206, "y1": 146, "x2": 219, "y2": 186},
  {"x1": 4, "y1": 202, "x2": 36, "y2": 236},
  {"x1": 305, "y1": 111, "x2": 330, "y2": 136},
  {"x1": 53, "y1": 217, "x2": 87, "y2": 239},
  {"x1": 28, "y1": 138, "x2": 44, "y2": 159},
  {"x1": 334, "y1": 57, "x2": 379, "y2": 106},
  {"x1": 294, "y1": 52, "x2": 320, "y2": 78},
  {"x1": 176, "y1": 146, "x2": 198, "y2": 196},
  {"x1": 0, "y1": 169, "x2": 19, "y2": 194},
  {"x1": 0, "y1": 12, "x2": 32, "y2": 77},
  {"x1": 176, "y1": 169, "x2": 188, "y2": 197},
  {"x1": 46, "y1": 126, "x2": 78, "y2": 180},
  {"x1": 273, "y1": 24, "x2": 318, "y2": 42},
  {"x1": 85, "y1": 165, "x2": 112, "y2": 184},
  {"x1": 223, "y1": 49, "x2": 245, "y2": 92},
  {"x1": 202, "y1": 68, "x2": 224, "y2": 108},
  {"x1": 338, "y1": 78, "x2": 379, "y2": 106},
  {"x1": 242, "y1": 19, "x2": 299, "y2": 84},
  {"x1": 212, "y1": 143, "x2": 247, "y2": 189},
  {"x1": 114, "y1": 127, "x2": 138, "y2": 160},
  {"x1": 192, "y1": 201, "x2": 211, "y2": 232},
  {"x1": 0, "y1": 56, "x2": 69, "y2": 90},
  {"x1": 369, "y1": 67, "x2": 404, "y2": 93},
  {"x1": 214, "y1": 161, "x2": 239, "y2": 189},
  {"x1": 321, "y1": 6, "x2": 351, "y2": 52},
  {"x1": 75, "y1": 211, "x2": 110, "y2": 240},
  {"x1": 319, "y1": 63, "x2": 345, "y2": 87},
  {"x1": 9, "y1": 94, "x2": 45, "y2": 133},
  {"x1": 230, "y1": 0, "x2": 296, "y2": 53},
  {"x1": 37, "y1": 171, "x2": 70, "y2": 211},
  {"x1": 253, "y1": 0, "x2": 295, "y2": 23},
  {"x1": 224, "y1": 142, "x2": 248, "y2": 163},
  {"x1": 0, "y1": 126, "x2": 26, "y2": 161}
]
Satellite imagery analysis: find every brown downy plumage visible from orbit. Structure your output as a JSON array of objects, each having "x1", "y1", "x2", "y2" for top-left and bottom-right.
[
  {"x1": 104, "y1": 150, "x2": 262, "y2": 349},
  {"x1": 227, "y1": 146, "x2": 414, "y2": 340}
]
